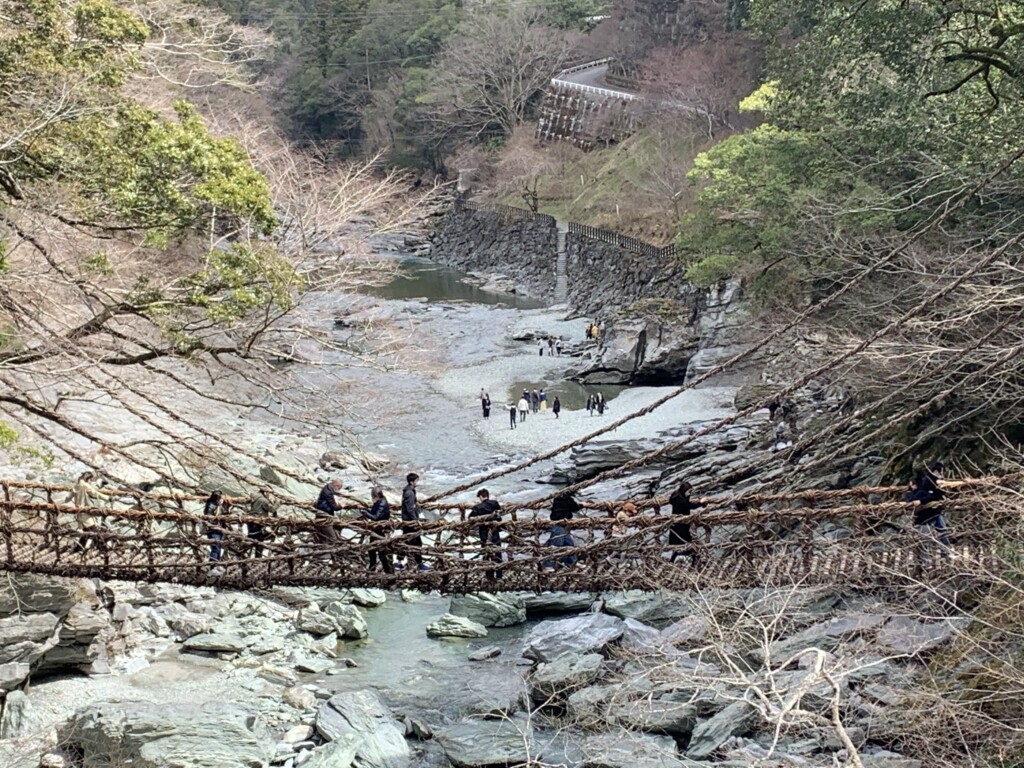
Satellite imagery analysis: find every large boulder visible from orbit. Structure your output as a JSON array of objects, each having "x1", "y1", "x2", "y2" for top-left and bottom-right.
[
  {"x1": 522, "y1": 614, "x2": 625, "y2": 662},
  {"x1": 0, "y1": 691, "x2": 42, "y2": 739},
  {"x1": 607, "y1": 696, "x2": 697, "y2": 738},
  {"x1": 767, "y1": 614, "x2": 888, "y2": 661},
  {"x1": 301, "y1": 735, "x2": 361, "y2": 768},
  {"x1": 578, "y1": 304, "x2": 700, "y2": 386},
  {"x1": 529, "y1": 653, "x2": 603, "y2": 704},
  {"x1": 875, "y1": 616, "x2": 971, "y2": 657},
  {"x1": 182, "y1": 633, "x2": 247, "y2": 654},
  {"x1": 426, "y1": 614, "x2": 488, "y2": 639},
  {"x1": 60, "y1": 700, "x2": 274, "y2": 768},
  {"x1": 315, "y1": 690, "x2": 410, "y2": 768},
  {"x1": 323, "y1": 602, "x2": 369, "y2": 640},
  {"x1": 520, "y1": 592, "x2": 596, "y2": 616},
  {"x1": 449, "y1": 593, "x2": 526, "y2": 628},
  {"x1": 580, "y1": 732, "x2": 687, "y2": 768},
  {"x1": 685, "y1": 700, "x2": 758, "y2": 760},
  {"x1": 435, "y1": 717, "x2": 534, "y2": 768},
  {"x1": 602, "y1": 592, "x2": 690, "y2": 624}
]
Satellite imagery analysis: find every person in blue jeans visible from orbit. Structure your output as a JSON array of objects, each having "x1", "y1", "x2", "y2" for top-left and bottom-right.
[
  {"x1": 543, "y1": 493, "x2": 581, "y2": 568},
  {"x1": 203, "y1": 491, "x2": 225, "y2": 561}
]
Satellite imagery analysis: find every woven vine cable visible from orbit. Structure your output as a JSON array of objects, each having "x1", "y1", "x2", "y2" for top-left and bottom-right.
[
  {"x1": 532, "y1": 229, "x2": 1024, "y2": 507},
  {"x1": 424, "y1": 146, "x2": 1024, "y2": 503}
]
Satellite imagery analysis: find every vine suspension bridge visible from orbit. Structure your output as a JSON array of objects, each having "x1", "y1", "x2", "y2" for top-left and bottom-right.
[{"x1": 0, "y1": 477, "x2": 1013, "y2": 594}]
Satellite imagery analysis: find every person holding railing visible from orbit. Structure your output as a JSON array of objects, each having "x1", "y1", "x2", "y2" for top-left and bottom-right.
[
  {"x1": 71, "y1": 471, "x2": 109, "y2": 555},
  {"x1": 203, "y1": 490, "x2": 226, "y2": 562},
  {"x1": 666, "y1": 481, "x2": 703, "y2": 566},
  {"x1": 362, "y1": 487, "x2": 393, "y2": 574},
  {"x1": 469, "y1": 488, "x2": 503, "y2": 579}
]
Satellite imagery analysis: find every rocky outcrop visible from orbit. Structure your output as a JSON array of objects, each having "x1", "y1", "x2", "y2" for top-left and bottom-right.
[
  {"x1": 522, "y1": 613, "x2": 625, "y2": 662},
  {"x1": 529, "y1": 653, "x2": 604, "y2": 703},
  {"x1": 577, "y1": 282, "x2": 752, "y2": 386},
  {"x1": 0, "y1": 576, "x2": 112, "y2": 693},
  {"x1": 449, "y1": 593, "x2": 526, "y2": 628},
  {"x1": 436, "y1": 717, "x2": 534, "y2": 768},
  {"x1": 315, "y1": 690, "x2": 410, "y2": 767},
  {"x1": 60, "y1": 700, "x2": 275, "y2": 768},
  {"x1": 426, "y1": 614, "x2": 489, "y2": 639}
]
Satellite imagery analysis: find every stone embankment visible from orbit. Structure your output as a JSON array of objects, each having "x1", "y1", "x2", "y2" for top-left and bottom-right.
[
  {"x1": 0, "y1": 574, "x2": 956, "y2": 768},
  {"x1": 428, "y1": 206, "x2": 753, "y2": 386}
]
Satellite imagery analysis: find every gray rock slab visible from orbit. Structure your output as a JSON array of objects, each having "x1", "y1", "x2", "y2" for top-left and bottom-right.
[
  {"x1": 182, "y1": 633, "x2": 247, "y2": 654},
  {"x1": 323, "y1": 603, "x2": 368, "y2": 640},
  {"x1": 315, "y1": 690, "x2": 409, "y2": 768},
  {"x1": 297, "y1": 608, "x2": 337, "y2": 637},
  {"x1": 661, "y1": 616, "x2": 709, "y2": 648},
  {"x1": 580, "y1": 732, "x2": 686, "y2": 768},
  {"x1": 768, "y1": 613, "x2": 888, "y2": 661},
  {"x1": 449, "y1": 593, "x2": 526, "y2": 628},
  {"x1": 686, "y1": 700, "x2": 758, "y2": 760},
  {"x1": 426, "y1": 613, "x2": 488, "y2": 639},
  {"x1": 601, "y1": 591, "x2": 690, "y2": 623},
  {"x1": 1, "y1": 691, "x2": 42, "y2": 739},
  {"x1": 522, "y1": 613, "x2": 624, "y2": 662},
  {"x1": 875, "y1": 616, "x2": 970, "y2": 656},
  {"x1": 0, "y1": 662, "x2": 31, "y2": 692},
  {"x1": 299, "y1": 734, "x2": 361, "y2": 768},
  {"x1": 61, "y1": 700, "x2": 274, "y2": 768},
  {"x1": 530, "y1": 653, "x2": 603, "y2": 703},
  {"x1": 435, "y1": 717, "x2": 533, "y2": 768},
  {"x1": 520, "y1": 592, "x2": 596, "y2": 616},
  {"x1": 608, "y1": 696, "x2": 697, "y2": 737},
  {"x1": 468, "y1": 645, "x2": 502, "y2": 661},
  {"x1": 621, "y1": 618, "x2": 663, "y2": 650},
  {"x1": 0, "y1": 612, "x2": 61, "y2": 664},
  {"x1": 567, "y1": 685, "x2": 617, "y2": 726}
]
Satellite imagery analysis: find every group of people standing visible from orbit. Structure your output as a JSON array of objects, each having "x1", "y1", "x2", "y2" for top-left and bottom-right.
[
  {"x1": 538, "y1": 337, "x2": 563, "y2": 356},
  {"x1": 586, "y1": 392, "x2": 607, "y2": 416}
]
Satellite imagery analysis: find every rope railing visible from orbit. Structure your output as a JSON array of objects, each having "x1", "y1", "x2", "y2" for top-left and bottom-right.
[{"x1": 0, "y1": 479, "x2": 1014, "y2": 593}]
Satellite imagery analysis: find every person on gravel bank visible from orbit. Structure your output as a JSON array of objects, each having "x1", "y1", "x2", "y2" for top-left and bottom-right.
[
  {"x1": 509, "y1": 402, "x2": 518, "y2": 429},
  {"x1": 400, "y1": 472, "x2": 429, "y2": 571},
  {"x1": 552, "y1": 396, "x2": 561, "y2": 419},
  {"x1": 517, "y1": 396, "x2": 529, "y2": 423},
  {"x1": 480, "y1": 390, "x2": 491, "y2": 419},
  {"x1": 469, "y1": 488, "x2": 503, "y2": 579}
]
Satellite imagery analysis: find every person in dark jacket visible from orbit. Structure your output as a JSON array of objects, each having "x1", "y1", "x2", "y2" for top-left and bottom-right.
[
  {"x1": 531, "y1": 389, "x2": 540, "y2": 414},
  {"x1": 481, "y1": 391, "x2": 491, "y2": 419},
  {"x1": 909, "y1": 462, "x2": 950, "y2": 547},
  {"x1": 400, "y1": 473, "x2": 429, "y2": 570},
  {"x1": 596, "y1": 392, "x2": 606, "y2": 415},
  {"x1": 544, "y1": 492, "x2": 582, "y2": 568},
  {"x1": 509, "y1": 402, "x2": 517, "y2": 429},
  {"x1": 551, "y1": 492, "x2": 581, "y2": 522},
  {"x1": 203, "y1": 491, "x2": 225, "y2": 561},
  {"x1": 315, "y1": 479, "x2": 343, "y2": 546},
  {"x1": 469, "y1": 488, "x2": 503, "y2": 579},
  {"x1": 248, "y1": 488, "x2": 277, "y2": 558},
  {"x1": 552, "y1": 396, "x2": 561, "y2": 419},
  {"x1": 667, "y1": 481, "x2": 703, "y2": 565},
  {"x1": 586, "y1": 393, "x2": 595, "y2": 415},
  {"x1": 362, "y1": 487, "x2": 393, "y2": 574}
]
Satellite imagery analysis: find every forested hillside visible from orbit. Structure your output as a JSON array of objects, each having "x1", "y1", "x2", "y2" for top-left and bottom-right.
[{"x1": 205, "y1": 0, "x2": 609, "y2": 165}]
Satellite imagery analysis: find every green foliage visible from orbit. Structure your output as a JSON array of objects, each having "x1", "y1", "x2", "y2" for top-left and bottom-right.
[
  {"x1": 675, "y1": 0, "x2": 1024, "y2": 302},
  {"x1": 184, "y1": 244, "x2": 300, "y2": 323},
  {"x1": 536, "y1": 0, "x2": 610, "y2": 30},
  {"x1": 0, "y1": 422, "x2": 17, "y2": 449},
  {"x1": 0, "y1": 1, "x2": 277, "y2": 242}
]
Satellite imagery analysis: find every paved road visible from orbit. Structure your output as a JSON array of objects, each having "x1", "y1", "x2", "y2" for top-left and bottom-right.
[{"x1": 554, "y1": 62, "x2": 639, "y2": 100}]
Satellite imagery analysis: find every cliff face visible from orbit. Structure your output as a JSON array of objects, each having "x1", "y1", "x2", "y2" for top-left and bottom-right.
[{"x1": 429, "y1": 206, "x2": 757, "y2": 386}]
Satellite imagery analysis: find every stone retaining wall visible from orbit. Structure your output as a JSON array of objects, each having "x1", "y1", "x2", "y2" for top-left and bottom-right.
[{"x1": 428, "y1": 209, "x2": 558, "y2": 303}]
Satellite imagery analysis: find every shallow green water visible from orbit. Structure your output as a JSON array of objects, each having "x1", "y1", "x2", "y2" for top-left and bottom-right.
[{"x1": 366, "y1": 258, "x2": 545, "y2": 309}]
